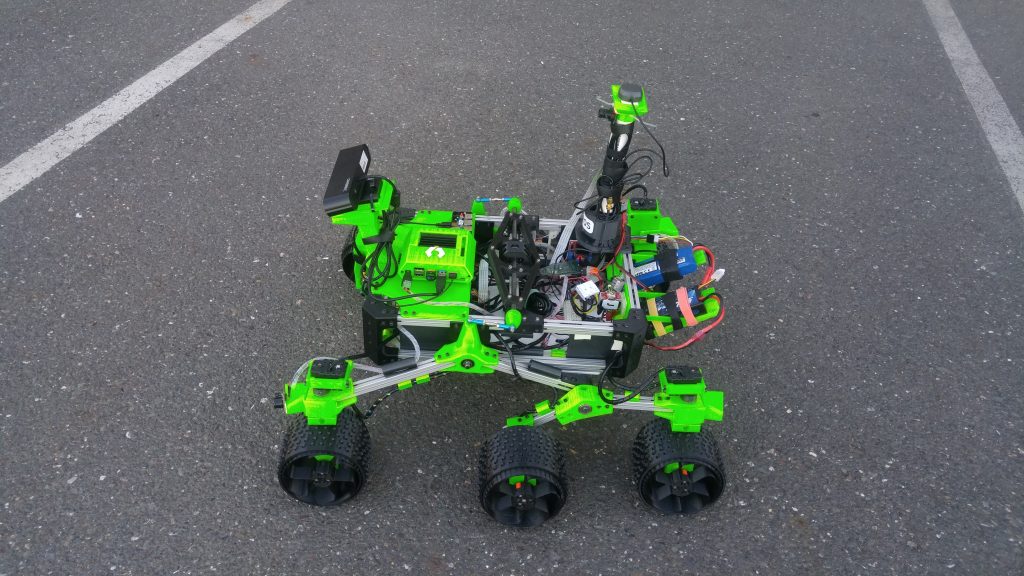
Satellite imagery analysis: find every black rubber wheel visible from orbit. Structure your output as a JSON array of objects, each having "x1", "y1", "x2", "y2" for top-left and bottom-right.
[
  {"x1": 632, "y1": 419, "x2": 725, "y2": 514},
  {"x1": 278, "y1": 410, "x2": 370, "y2": 506},
  {"x1": 478, "y1": 426, "x2": 568, "y2": 528},
  {"x1": 341, "y1": 227, "x2": 358, "y2": 283}
]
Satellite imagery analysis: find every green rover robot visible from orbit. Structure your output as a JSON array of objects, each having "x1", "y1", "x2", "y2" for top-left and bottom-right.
[{"x1": 274, "y1": 84, "x2": 728, "y2": 527}]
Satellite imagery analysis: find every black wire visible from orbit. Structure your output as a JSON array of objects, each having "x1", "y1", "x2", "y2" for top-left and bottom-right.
[
  {"x1": 620, "y1": 154, "x2": 654, "y2": 185},
  {"x1": 632, "y1": 102, "x2": 670, "y2": 177},
  {"x1": 363, "y1": 210, "x2": 400, "y2": 290},
  {"x1": 573, "y1": 197, "x2": 598, "y2": 212},
  {"x1": 534, "y1": 337, "x2": 571, "y2": 350},
  {"x1": 627, "y1": 147, "x2": 664, "y2": 162},
  {"x1": 362, "y1": 372, "x2": 449, "y2": 419},
  {"x1": 483, "y1": 293, "x2": 503, "y2": 311},
  {"x1": 569, "y1": 292, "x2": 598, "y2": 319},
  {"x1": 569, "y1": 293, "x2": 587, "y2": 317},
  {"x1": 361, "y1": 388, "x2": 396, "y2": 419},
  {"x1": 595, "y1": 352, "x2": 619, "y2": 403},
  {"x1": 511, "y1": 333, "x2": 548, "y2": 351},
  {"x1": 494, "y1": 333, "x2": 522, "y2": 380},
  {"x1": 622, "y1": 184, "x2": 648, "y2": 198},
  {"x1": 405, "y1": 287, "x2": 448, "y2": 306},
  {"x1": 596, "y1": 351, "x2": 659, "y2": 405},
  {"x1": 368, "y1": 278, "x2": 454, "y2": 306}
]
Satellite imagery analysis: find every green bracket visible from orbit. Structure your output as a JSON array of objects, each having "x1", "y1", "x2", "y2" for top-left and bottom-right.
[
  {"x1": 624, "y1": 196, "x2": 682, "y2": 268},
  {"x1": 653, "y1": 368, "x2": 724, "y2": 433},
  {"x1": 504, "y1": 309, "x2": 522, "y2": 330},
  {"x1": 397, "y1": 374, "x2": 430, "y2": 391},
  {"x1": 506, "y1": 399, "x2": 553, "y2": 427},
  {"x1": 554, "y1": 384, "x2": 614, "y2": 425},
  {"x1": 282, "y1": 360, "x2": 357, "y2": 426},
  {"x1": 436, "y1": 321, "x2": 498, "y2": 374},
  {"x1": 664, "y1": 462, "x2": 695, "y2": 474},
  {"x1": 611, "y1": 84, "x2": 649, "y2": 123},
  {"x1": 625, "y1": 197, "x2": 664, "y2": 232},
  {"x1": 642, "y1": 287, "x2": 719, "y2": 331},
  {"x1": 507, "y1": 197, "x2": 523, "y2": 214},
  {"x1": 506, "y1": 413, "x2": 535, "y2": 427}
]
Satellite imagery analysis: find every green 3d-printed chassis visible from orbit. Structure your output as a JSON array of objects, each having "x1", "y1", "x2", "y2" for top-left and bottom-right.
[{"x1": 274, "y1": 84, "x2": 728, "y2": 526}]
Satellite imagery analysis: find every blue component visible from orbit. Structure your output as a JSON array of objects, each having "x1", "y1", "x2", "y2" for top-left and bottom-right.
[
  {"x1": 633, "y1": 247, "x2": 698, "y2": 287},
  {"x1": 655, "y1": 288, "x2": 699, "y2": 315}
]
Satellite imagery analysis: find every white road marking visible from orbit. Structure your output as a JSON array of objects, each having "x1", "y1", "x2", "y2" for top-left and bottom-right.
[
  {"x1": 923, "y1": 0, "x2": 1024, "y2": 218},
  {"x1": 0, "y1": 0, "x2": 294, "y2": 204}
]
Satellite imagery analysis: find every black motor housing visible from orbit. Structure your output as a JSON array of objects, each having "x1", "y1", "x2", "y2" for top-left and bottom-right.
[{"x1": 574, "y1": 206, "x2": 626, "y2": 260}]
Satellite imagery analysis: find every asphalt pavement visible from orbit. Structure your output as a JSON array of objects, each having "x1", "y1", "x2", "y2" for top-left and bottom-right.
[{"x1": 1, "y1": 0, "x2": 1022, "y2": 574}]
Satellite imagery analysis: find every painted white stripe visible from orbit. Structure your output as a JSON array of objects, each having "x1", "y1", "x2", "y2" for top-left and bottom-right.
[
  {"x1": 0, "y1": 0, "x2": 293, "y2": 203},
  {"x1": 923, "y1": 0, "x2": 1024, "y2": 217}
]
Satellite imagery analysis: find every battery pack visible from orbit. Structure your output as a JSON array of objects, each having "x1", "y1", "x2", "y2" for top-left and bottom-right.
[{"x1": 633, "y1": 247, "x2": 698, "y2": 287}]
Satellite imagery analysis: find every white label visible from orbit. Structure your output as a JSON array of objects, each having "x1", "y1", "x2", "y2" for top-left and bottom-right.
[
  {"x1": 633, "y1": 261, "x2": 659, "y2": 276},
  {"x1": 359, "y1": 151, "x2": 369, "y2": 172},
  {"x1": 581, "y1": 214, "x2": 595, "y2": 234},
  {"x1": 574, "y1": 280, "x2": 600, "y2": 300}
]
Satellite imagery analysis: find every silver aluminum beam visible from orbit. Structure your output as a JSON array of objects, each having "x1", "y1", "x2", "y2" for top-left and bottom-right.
[
  {"x1": 534, "y1": 411, "x2": 558, "y2": 425},
  {"x1": 513, "y1": 355, "x2": 605, "y2": 372},
  {"x1": 474, "y1": 215, "x2": 571, "y2": 229},
  {"x1": 399, "y1": 315, "x2": 616, "y2": 337},
  {"x1": 623, "y1": 252, "x2": 643, "y2": 311},
  {"x1": 494, "y1": 359, "x2": 572, "y2": 391},
  {"x1": 613, "y1": 399, "x2": 657, "y2": 412},
  {"x1": 352, "y1": 360, "x2": 454, "y2": 396},
  {"x1": 539, "y1": 319, "x2": 615, "y2": 336}
]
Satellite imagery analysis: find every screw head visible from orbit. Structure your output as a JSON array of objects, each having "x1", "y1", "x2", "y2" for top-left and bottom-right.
[
  {"x1": 461, "y1": 359, "x2": 475, "y2": 369},
  {"x1": 578, "y1": 404, "x2": 592, "y2": 414}
]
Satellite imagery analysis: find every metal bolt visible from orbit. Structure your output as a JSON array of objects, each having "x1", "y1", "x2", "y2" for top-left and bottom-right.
[
  {"x1": 461, "y1": 359, "x2": 475, "y2": 369},
  {"x1": 578, "y1": 404, "x2": 592, "y2": 414}
]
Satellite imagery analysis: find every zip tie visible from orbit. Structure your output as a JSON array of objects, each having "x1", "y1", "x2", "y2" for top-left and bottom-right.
[
  {"x1": 676, "y1": 287, "x2": 698, "y2": 327},
  {"x1": 647, "y1": 298, "x2": 667, "y2": 337}
]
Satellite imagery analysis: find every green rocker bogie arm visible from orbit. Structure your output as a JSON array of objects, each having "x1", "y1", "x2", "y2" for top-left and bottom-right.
[{"x1": 506, "y1": 366, "x2": 723, "y2": 433}]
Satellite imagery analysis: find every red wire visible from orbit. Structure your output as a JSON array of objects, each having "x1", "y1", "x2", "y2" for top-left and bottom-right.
[
  {"x1": 599, "y1": 212, "x2": 628, "y2": 272},
  {"x1": 645, "y1": 295, "x2": 724, "y2": 351},
  {"x1": 693, "y1": 245, "x2": 715, "y2": 285},
  {"x1": 622, "y1": 267, "x2": 649, "y2": 290}
]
